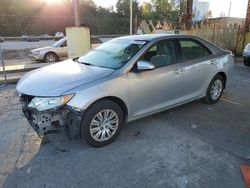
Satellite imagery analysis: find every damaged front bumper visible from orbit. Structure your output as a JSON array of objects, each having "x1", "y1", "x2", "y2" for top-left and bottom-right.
[{"x1": 20, "y1": 94, "x2": 83, "y2": 137}]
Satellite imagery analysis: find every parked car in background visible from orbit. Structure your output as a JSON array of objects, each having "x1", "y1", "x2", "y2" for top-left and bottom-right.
[
  {"x1": 20, "y1": 35, "x2": 29, "y2": 41},
  {"x1": 20, "y1": 35, "x2": 40, "y2": 42},
  {"x1": 55, "y1": 32, "x2": 65, "y2": 41},
  {"x1": 29, "y1": 37, "x2": 103, "y2": 62},
  {"x1": 0, "y1": 37, "x2": 3, "y2": 43},
  {"x1": 243, "y1": 43, "x2": 250, "y2": 66},
  {"x1": 39, "y1": 34, "x2": 54, "y2": 40},
  {"x1": 17, "y1": 34, "x2": 234, "y2": 147}
]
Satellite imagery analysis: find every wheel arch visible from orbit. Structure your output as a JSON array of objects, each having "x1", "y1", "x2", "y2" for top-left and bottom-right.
[
  {"x1": 44, "y1": 51, "x2": 58, "y2": 62},
  {"x1": 217, "y1": 71, "x2": 227, "y2": 89},
  {"x1": 87, "y1": 96, "x2": 128, "y2": 120}
]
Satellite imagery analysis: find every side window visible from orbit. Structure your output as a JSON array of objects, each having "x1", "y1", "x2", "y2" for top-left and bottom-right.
[
  {"x1": 179, "y1": 40, "x2": 211, "y2": 61},
  {"x1": 61, "y1": 41, "x2": 67, "y2": 47},
  {"x1": 141, "y1": 40, "x2": 176, "y2": 68}
]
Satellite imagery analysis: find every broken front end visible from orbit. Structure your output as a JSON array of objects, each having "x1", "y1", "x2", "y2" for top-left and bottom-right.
[{"x1": 20, "y1": 94, "x2": 82, "y2": 138}]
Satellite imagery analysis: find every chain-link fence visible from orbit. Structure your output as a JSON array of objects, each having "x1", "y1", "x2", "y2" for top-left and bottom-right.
[
  {"x1": 0, "y1": 13, "x2": 133, "y2": 85},
  {"x1": 0, "y1": 14, "x2": 132, "y2": 37},
  {"x1": 0, "y1": 15, "x2": 74, "y2": 37}
]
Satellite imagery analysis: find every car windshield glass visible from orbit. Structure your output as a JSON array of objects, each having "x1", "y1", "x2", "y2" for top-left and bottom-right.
[
  {"x1": 52, "y1": 38, "x2": 66, "y2": 47},
  {"x1": 78, "y1": 39, "x2": 147, "y2": 69}
]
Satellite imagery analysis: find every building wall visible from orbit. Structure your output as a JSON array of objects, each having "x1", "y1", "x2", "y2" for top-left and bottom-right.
[{"x1": 193, "y1": 0, "x2": 210, "y2": 21}]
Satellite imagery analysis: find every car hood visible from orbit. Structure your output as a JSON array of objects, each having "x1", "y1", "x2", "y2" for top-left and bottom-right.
[
  {"x1": 16, "y1": 60, "x2": 114, "y2": 96},
  {"x1": 31, "y1": 46, "x2": 53, "y2": 52}
]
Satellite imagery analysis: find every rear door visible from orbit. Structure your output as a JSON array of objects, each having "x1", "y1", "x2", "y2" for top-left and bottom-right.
[{"x1": 176, "y1": 39, "x2": 218, "y2": 99}]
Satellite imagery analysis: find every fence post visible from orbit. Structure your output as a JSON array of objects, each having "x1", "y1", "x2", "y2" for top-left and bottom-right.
[
  {"x1": 212, "y1": 23, "x2": 216, "y2": 43},
  {"x1": 0, "y1": 44, "x2": 7, "y2": 85}
]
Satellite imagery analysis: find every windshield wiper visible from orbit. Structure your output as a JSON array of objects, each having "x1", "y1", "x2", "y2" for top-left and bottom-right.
[
  {"x1": 81, "y1": 62, "x2": 94, "y2": 66},
  {"x1": 73, "y1": 57, "x2": 93, "y2": 66},
  {"x1": 73, "y1": 57, "x2": 79, "y2": 62}
]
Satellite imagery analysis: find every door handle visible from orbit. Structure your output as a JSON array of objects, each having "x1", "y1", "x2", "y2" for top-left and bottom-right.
[
  {"x1": 174, "y1": 68, "x2": 184, "y2": 74},
  {"x1": 210, "y1": 59, "x2": 217, "y2": 65}
]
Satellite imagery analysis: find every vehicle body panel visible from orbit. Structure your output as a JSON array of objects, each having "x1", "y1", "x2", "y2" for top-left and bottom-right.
[
  {"x1": 127, "y1": 64, "x2": 183, "y2": 117},
  {"x1": 179, "y1": 55, "x2": 218, "y2": 99},
  {"x1": 17, "y1": 60, "x2": 114, "y2": 96}
]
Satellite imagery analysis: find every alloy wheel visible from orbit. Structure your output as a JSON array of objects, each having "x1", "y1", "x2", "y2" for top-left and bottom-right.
[
  {"x1": 90, "y1": 109, "x2": 119, "y2": 142},
  {"x1": 210, "y1": 79, "x2": 223, "y2": 100},
  {"x1": 45, "y1": 54, "x2": 56, "y2": 62}
]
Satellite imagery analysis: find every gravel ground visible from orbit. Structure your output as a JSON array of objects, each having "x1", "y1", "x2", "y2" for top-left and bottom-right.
[{"x1": 0, "y1": 62, "x2": 249, "y2": 188}]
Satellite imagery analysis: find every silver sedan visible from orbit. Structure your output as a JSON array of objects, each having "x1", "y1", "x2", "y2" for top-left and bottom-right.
[
  {"x1": 29, "y1": 37, "x2": 102, "y2": 62},
  {"x1": 29, "y1": 37, "x2": 68, "y2": 62},
  {"x1": 17, "y1": 34, "x2": 234, "y2": 147}
]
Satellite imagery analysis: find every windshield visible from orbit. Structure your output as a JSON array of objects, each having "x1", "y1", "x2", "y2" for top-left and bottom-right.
[
  {"x1": 78, "y1": 39, "x2": 147, "y2": 69},
  {"x1": 52, "y1": 38, "x2": 66, "y2": 48}
]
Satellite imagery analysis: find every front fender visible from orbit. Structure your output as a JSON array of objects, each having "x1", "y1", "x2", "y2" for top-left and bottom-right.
[{"x1": 66, "y1": 75, "x2": 131, "y2": 114}]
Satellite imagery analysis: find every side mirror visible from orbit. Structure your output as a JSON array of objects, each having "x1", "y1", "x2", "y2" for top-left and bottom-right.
[{"x1": 137, "y1": 60, "x2": 155, "y2": 71}]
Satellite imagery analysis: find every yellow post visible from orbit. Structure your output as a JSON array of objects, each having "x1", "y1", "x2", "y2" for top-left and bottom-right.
[{"x1": 66, "y1": 27, "x2": 91, "y2": 59}]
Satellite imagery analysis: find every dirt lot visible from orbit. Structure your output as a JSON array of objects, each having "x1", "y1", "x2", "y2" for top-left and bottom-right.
[{"x1": 0, "y1": 62, "x2": 249, "y2": 188}]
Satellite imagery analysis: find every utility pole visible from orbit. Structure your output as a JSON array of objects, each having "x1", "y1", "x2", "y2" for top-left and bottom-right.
[
  {"x1": 73, "y1": 0, "x2": 80, "y2": 27},
  {"x1": 228, "y1": 1, "x2": 232, "y2": 18},
  {"x1": 130, "y1": 0, "x2": 133, "y2": 35},
  {"x1": 186, "y1": 0, "x2": 193, "y2": 30},
  {"x1": 0, "y1": 44, "x2": 7, "y2": 85}
]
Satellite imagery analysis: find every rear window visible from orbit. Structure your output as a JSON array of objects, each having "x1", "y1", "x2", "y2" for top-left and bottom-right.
[{"x1": 179, "y1": 40, "x2": 211, "y2": 61}]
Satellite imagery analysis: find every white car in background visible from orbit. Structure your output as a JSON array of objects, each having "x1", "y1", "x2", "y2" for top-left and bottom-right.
[
  {"x1": 55, "y1": 32, "x2": 65, "y2": 40},
  {"x1": 29, "y1": 37, "x2": 103, "y2": 62}
]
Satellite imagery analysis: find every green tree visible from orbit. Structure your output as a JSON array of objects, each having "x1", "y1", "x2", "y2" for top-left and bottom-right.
[
  {"x1": 140, "y1": 2, "x2": 154, "y2": 19},
  {"x1": 151, "y1": 0, "x2": 172, "y2": 20},
  {"x1": 116, "y1": 0, "x2": 140, "y2": 17}
]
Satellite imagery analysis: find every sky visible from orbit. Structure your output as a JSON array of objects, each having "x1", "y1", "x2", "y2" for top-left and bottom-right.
[{"x1": 92, "y1": 0, "x2": 248, "y2": 18}]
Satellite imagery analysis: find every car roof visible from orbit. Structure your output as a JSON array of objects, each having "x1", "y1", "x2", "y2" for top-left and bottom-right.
[
  {"x1": 116, "y1": 34, "x2": 226, "y2": 56},
  {"x1": 116, "y1": 34, "x2": 194, "y2": 41}
]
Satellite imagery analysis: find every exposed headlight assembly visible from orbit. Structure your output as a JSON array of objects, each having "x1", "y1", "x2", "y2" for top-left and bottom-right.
[{"x1": 28, "y1": 94, "x2": 74, "y2": 111}]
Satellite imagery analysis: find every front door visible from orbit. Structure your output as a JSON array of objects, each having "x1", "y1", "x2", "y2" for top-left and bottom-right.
[
  {"x1": 128, "y1": 40, "x2": 184, "y2": 118},
  {"x1": 54, "y1": 40, "x2": 68, "y2": 58}
]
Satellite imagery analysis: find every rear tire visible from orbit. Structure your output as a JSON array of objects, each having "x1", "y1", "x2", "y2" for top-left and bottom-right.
[
  {"x1": 80, "y1": 99, "x2": 124, "y2": 147},
  {"x1": 243, "y1": 59, "x2": 250, "y2": 66},
  {"x1": 203, "y1": 74, "x2": 224, "y2": 104}
]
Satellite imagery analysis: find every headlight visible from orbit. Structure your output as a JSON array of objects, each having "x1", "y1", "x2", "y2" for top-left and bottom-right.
[
  {"x1": 32, "y1": 50, "x2": 40, "y2": 55},
  {"x1": 28, "y1": 94, "x2": 74, "y2": 111}
]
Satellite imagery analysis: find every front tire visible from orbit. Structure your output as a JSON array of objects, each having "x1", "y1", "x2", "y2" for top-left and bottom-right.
[
  {"x1": 80, "y1": 100, "x2": 124, "y2": 147},
  {"x1": 44, "y1": 52, "x2": 58, "y2": 63},
  {"x1": 203, "y1": 74, "x2": 224, "y2": 104}
]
